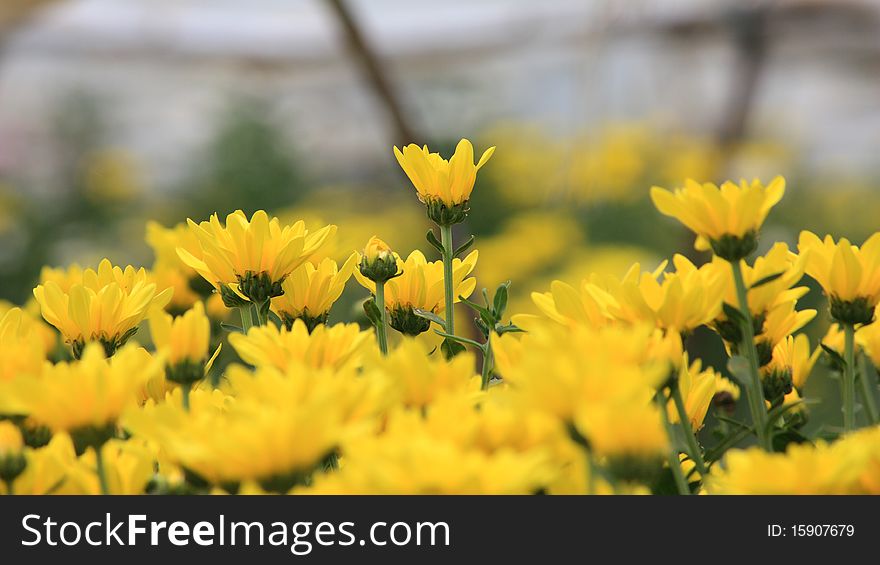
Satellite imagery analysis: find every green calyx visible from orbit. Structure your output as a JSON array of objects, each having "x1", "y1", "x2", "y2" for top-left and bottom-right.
[
  {"x1": 711, "y1": 231, "x2": 758, "y2": 262},
  {"x1": 425, "y1": 198, "x2": 470, "y2": 226},
  {"x1": 70, "y1": 423, "x2": 117, "y2": 456},
  {"x1": 358, "y1": 254, "x2": 400, "y2": 284},
  {"x1": 236, "y1": 271, "x2": 285, "y2": 304},
  {"x1": 71, "y1": 327, "x2": 139, "y2": 359},
  {"x1": 280, "y1": 310, "x2": 329, "y2": 332},
  {"x1": 829, "y1": 296, "x2": 875, "y2": 326},
  {"x1": 389, "y1": 304, "x2": 432, "y2": 336},
  {"x1": 166, "y1": 358, "x2": 206, "y2": 386}
]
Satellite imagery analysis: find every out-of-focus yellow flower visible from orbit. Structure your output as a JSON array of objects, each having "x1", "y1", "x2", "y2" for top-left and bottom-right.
[
  {"x1": 33, "y1": 259, "x2": 173, "y2": 358},
  {"x1": 394, "y1": 139, "x2": 495, "y2": 224},
  {"x1": 0, "y1": 308, "x2": 47, "y2": 382},
  {"x1": 705, "y1": 440, "x2": 868, "y2": 494},
  {"x1": 757, "y1": 300, "x2": 817, "y2": 359},
  {"x1": 856, "y1": 309, "x2": 880, "y2": 368},
  {"x1": 670, "y1": 356, "x2": 720, "y2": 431},
  {"x1": 355, "y1": 249, "x2": 478, "y2": 336},
  {"x1": 597, "y1": 255, "x2": 725, "y2": 333},
  {"x1": 272, "y1": 254, "x2": 358, "y2": 331},
  {"x1": 372, "y1": 339, "x2": 481, "y2": 408},
  {"x1": 651, "y1": 177, "x2": 785, "y2": 259},
  {"x1": 229, "y1": 320, "x2": 372, "y2": 373},
  {"x1": 799, "y1": 231, "x2": 880, "y2": 325},
  {"x1": 127, "y1": 364, "x2": 381, "y2": 492},
  {"x1": 0, "y1": 420, "x2": 26, "y2": 487},
  {"x1": 9, "y1": 344, "x2": 160, "y2": 452},
  {"x1": 178, "y1": 210, "x2": 336, "y2": 305},
  {"x1": 62, "y1": 439, "x2": 156, "y2": 495},
  {"x1": 0, "y1": 434, "x2": 71, "y2": 495}
]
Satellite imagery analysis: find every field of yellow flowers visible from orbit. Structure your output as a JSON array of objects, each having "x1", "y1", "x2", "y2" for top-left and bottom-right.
[{"x1": 2, "y1": 137, "x2": 880, "y2": 496}]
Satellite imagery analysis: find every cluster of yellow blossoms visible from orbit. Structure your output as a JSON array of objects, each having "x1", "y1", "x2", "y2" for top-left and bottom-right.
[{"x1": 3, "y1": 138, "x2": 880, "y2": 495}]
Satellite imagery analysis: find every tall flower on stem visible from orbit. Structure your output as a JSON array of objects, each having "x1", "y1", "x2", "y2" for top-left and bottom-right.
[
  {"x1": 357, "y1": 237, "x2": 400, "y2": 355},
  {"x1": 149, "y1": 302, "x2": 222, "y2": 411},
  {"x1": 178, "y1": 210, "x2": 336, "y2": 330},
  {"x1": 271, "y1": 254, "x2": 358, "y2": 332},
  {"x1": 651, "y1": 177, "x2": 786, "y2": 450},
  {"x1": 799, "y1": 231, "x2": 880, "y2": 432},
  {"x1": 394, "y1": 139, "x2": 494, "y2": 348}
]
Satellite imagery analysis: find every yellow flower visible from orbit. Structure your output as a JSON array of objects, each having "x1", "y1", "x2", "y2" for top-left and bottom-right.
[
  {"x1": 651, "y1": 176, "x2": 785, "y2": 259},
  {"x1": 363, "y1": 235, "x2": 393, "y2": 263},
  {"x1": 597, "y1": 255, "x2": 726, "y2": 333},
  {"x1": 0, "y1": 420, "x2": 25, "y2": 483},
  {"x1": 764, "y1": 334, "x2": 820, "y2": 390},
  {"x1": 705, "y1": 441, "x2": 867, "y2": 494},
  {"x1": 149, "y1": 302, "x2": 221, "y2": 388},
  {"x1": 393, "y1": 139, "x2": 495, "y2": 224},
  {"x1": 0, "y1": 434, "x2": 71, "y2": 495},
  {"x1": 355, "y1": 249, "x2": 478, "y2": 336},
  {"x1": 798, "y1": 231, "x2": 880, "y2": 324},
  {"x1": 10, "y1": 344, "x2": 161, "y2": 448},
  {"x1": 372, "y1": 338, "x2": 481, "y2": 408},
  {"x1": 127, "y1": 364, "x2": 381, "y2": 492},
  {"x1": 757, "y1": 299, "x2": 816, "y2": 357},
  {"x1": 0, "y1": 308, "x2": 47, "y2": 382},
  {"x1": 523, "y1": 279, "x2": 614, "y2": 329},
  {"x1": 33, "y1": 259, "x2": 173, "y2": 357},
  {"x1": 358, "y1": 236, "x2": 400, "y2": 284},
  {"x1": 669, "y1": 356, "x2": 720, "y2": 431},
  {"x1": 178, "y1": 210, "x2": 336, "y2": 304},
  {"x1": 229, "y1": 319, "x2": 372, "y2": 373},
  {"x1": 271, "y1": 254, "x2": 358, "y2": 331},
  {"x1": 856, "y1": 309, "x2": 880, "y2": 368}
]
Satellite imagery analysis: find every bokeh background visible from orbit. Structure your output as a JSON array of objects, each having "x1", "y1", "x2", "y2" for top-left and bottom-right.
[{"x1": 2, "y1": 0, "x2": 880, "y2": 442}]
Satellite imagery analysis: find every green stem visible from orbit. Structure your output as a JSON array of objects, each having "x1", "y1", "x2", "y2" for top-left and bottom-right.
[
  {"x1": 440, "y1": 224, "x2": 455, "y2": 335},
  {"x1": 374, "y1": 283, "x2": 389, "y2": 355},
  {"x1": 670, "y1": 381, "x2": 707, "y2": 478},
  {"x1": 730, "y1": 260, "x2": 771, "y2": 450},
  {"x1": 4, "y1": 480, "x2": 12, "y2": 495},
  {"x1": 843, "y1": 323, "x2": 856, "y2": 433},
  {"x1": 858, "y1": 354, "x2": 879, "y2": 425},
  {"x1": 657, "y1": 391, "x2": 689, "y2": 495},
  {"x1": 95, "y1": 445, "x2": 109, "y2": 495},
  {"x1": 182, "y1": 383, "x2": 192, "y2": 412},
  {"x1": 239, "y1": 306, "x2": 254, "y2": 334},
  {"x1": 480, "y1": 343, "x2": 494, "y2": 390}
]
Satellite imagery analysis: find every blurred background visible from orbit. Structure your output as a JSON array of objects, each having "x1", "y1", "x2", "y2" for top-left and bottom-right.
[{"x1": 2, "y1": 0, "x2": 880, "y2": 438}]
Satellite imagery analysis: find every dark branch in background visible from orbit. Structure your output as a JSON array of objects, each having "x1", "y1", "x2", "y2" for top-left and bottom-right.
[{"x1": 324, "y1": 0, "x2": 419, "y2": 146}]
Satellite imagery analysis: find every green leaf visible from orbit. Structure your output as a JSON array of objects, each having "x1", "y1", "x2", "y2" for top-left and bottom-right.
[
  {"x1": 412, "y1": 308, "x2": 445, "y2": 327},
  {"x1": 715, "y1": 415, "x2": 753, "y2": 433},
  {"x1": 458, "y1": 295, "x2": 494, "y2": 322},
  {"x1": 440, "y1": 338, "x2": 467, "y2": 359},
  {"x1": 749, "y1": 271, "x2": 785, "y2": 290},
  {"x1": 453, "y1": 235, "x2": 476, "y2": 257},
  {"x1": 820, "y1": 343, "x2": 846, "y2": 367},
  {"x1": 722, "y1": 302, "x2": 748, "y2": 326},
  {"x1": 493, "y1": 281, "x2": 510, "y2": 318},
  {"x1": 219, "y1": 322, "x2": 243, "y2": 333},
  {"x1": 705, "y1": 427, "x2": 752, "y2": 462},
  {"x1": 363, "y1": 298, "x2": 383, "y2": 327},
  {"x1": 425, "y1": 229, "x2": 444, "y2": 255},
  {"x1": 764, "y1": 399, "x2": 808, "y2": 435},
  {"x1": 267, "y1": 309, "x2": 283, "y2": 327},
  {"x1": 495, "y1": 322, "x2": 525, "y2": 335},
  {"x1": 433, "y1": 330, "x2": 484, "y2": 349},
  {"x1": 726, "y1": 355, "x2": 752, "y2": 386}
]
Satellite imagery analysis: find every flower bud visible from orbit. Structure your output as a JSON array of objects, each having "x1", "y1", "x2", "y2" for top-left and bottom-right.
[{"x1": 359, "y1": 236, "x2": 400, "y2": 284}]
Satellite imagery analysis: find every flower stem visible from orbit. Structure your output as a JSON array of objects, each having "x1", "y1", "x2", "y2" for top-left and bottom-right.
[
  {"x1": 657, "y1": 391, "x2": 689, "y2": 495},
  {"x1": 670, "y1": 381, "x2": 707, "y2": 478},
  {"x1": 95, "y1": 445, "x2": 109, "y2": 495},
  {"x1": 239, "y1": 306, "x2": 254, "y2": 334},
  {"x1": 374, "y1": 282, "x2": 389, "y2": 355},
  {"x1": 730, "y1": 260, "x2": 771, "y2": 450},
  {"x1": 843, "y1": 323, "x2": 856, "y2": 433},
  {"x1": 858, "y1": 354, "x2": 879, "y2": 425},
  {"x1": 440, "y1": 224, "x2": 455, "y2": 335},
  {"x1": 4, "y1": 480, "x2": 12, "y2": 495},
  {"x1": 182, "y1": 383, "x2": 192, "y2": 412},
  {"x1": 480, "y1": 343, "x2": 494, "y2": 390}
]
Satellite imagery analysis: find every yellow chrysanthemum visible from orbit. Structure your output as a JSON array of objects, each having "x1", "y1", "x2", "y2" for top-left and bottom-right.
[
  {"x1": 149, "y1": 302, "x2": 221, "y2": 392},
  {"x1": 669, "y1": 356, "x2": 720, "y2": 431},
  {"x1": 271, "y1": 254, "x2": 358, "y2": 330},
  {"x1": 33, "y1": 259, "x2": 173, "y2": 357},
  {"x1": 9, "y1": 344, "x2": 160, "y2": 443},
  {"x1": 522, "y1": 279, "x2": 614, "y2": 330},
  {"x1": 651, "y1": 176, "x2": 785, "y2": 259},
  {"x1": 799, "y1": 231, "x2": 880, "y2": 324},
  {"x1": 393, "y1": 138, "x2": 495, "y2": 211},
  {"x1": 596, "y1": 255, "x2": 725, "y2": 333},
  {"x1": 371, "y1": 338, "x2": 481, "y2": 408},
  {"x1": 355, "y1": 249, "x2": 478, "y2": 336},
  {"x1": 0, "y1": 308, "x2": 48, "y2": 382},
  {"x1": 763, "y1": 334, "x2": 820, "y2": 391},
  {"x1": 178, "y1": 210, "x2": 336, "y2": 304},
  {"x1": 229, "y1": 319, "x2": 372, "y2": 373}
]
